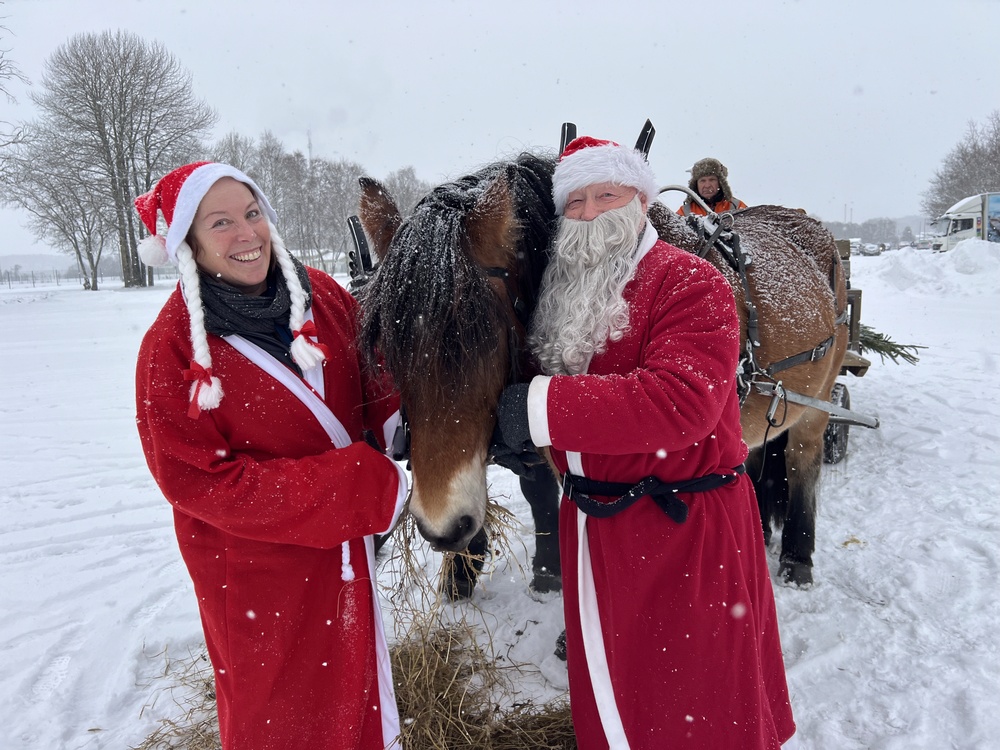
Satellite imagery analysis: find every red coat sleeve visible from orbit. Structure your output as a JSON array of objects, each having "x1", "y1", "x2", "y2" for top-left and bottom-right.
[{"x1": 545, "y1": 249, "x2": 741, "y2": 457}]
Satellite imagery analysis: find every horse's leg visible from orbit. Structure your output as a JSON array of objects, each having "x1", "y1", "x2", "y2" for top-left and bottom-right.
[
  {"x1": 746, "y1": 430, "x2": 790, "y2": 548},
  {"x1": 520, "y1": 465, "x2": 562, "y2": 593},
  {"x1": 441, "y1": 526, "x2": 489, "y2": 601},
  {"x1": 779, "y1": 420, "x2": 826, "y2": 586}
]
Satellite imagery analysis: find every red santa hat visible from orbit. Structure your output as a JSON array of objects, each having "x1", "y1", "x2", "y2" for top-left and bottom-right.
[
  {"x1": 552, "y1": 136, "x2": 659, "y2": 215},
  {"x1": 134, "y1": 162, "x2": 326, "y2": 418}
]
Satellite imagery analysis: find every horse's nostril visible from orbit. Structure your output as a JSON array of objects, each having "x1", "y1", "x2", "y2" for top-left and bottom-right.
[
  {"x1": 455, "y1": 515, "x2": 476, "y2": 539},
  {"x1": 436, "y1": 517, "x2": 480, "y2": 553},
  {"x1": 416, "y1": 513, "x2": 481, "y2": 552}
]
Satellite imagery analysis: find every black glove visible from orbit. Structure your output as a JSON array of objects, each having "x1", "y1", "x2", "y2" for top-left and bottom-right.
[
  {"x1": 495, "y1": 383, "x2": 532, "y2": 452},
  {"x1": 489, "y1": 422, "x2": 546, "y2": 480},
  {"x1": 488, "y1": 383, "x2": 545, "y2": 480}
]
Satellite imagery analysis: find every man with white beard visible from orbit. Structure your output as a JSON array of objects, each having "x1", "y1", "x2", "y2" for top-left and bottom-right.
[{"x1": 492, "y1": 136, "x2": 796, "y2": 749}]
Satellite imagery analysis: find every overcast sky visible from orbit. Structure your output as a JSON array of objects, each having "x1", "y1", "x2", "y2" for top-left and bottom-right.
[{"x1": 2, "y1": 0, "x2": 998, "y2": 255}]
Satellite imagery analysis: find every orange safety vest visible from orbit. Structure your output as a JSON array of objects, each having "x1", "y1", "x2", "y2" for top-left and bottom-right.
[{"x1": 677, "y1": 196, "x2": 747, "y2": 216}]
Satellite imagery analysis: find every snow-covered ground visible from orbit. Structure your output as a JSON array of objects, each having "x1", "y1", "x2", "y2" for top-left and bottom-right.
[{"x1": 1, "y1": 239, "x2": 998, "y2": 749}]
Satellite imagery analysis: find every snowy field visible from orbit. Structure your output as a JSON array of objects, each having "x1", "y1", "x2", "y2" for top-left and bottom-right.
[{"x1": 1, "y1": 239, "x2": 998, "y2": 749}]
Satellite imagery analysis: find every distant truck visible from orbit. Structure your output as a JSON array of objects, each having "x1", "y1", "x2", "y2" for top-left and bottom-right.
[{"x1": 930, "y1": 192, "x2": 1000, "y2": 252}]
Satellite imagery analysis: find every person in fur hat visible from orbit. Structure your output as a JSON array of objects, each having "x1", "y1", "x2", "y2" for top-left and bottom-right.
[
  {"x1": 491, "y1": 137, "x2": 795, "y2": 748},
  {"x1": 677, "y1": 156, "x2": 748, "y2": 216},
  {"x1": 133, "y1": 162, "x2": 408, "y2": 750}
]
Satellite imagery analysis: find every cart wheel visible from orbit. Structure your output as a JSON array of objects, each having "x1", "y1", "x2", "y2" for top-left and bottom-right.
[{"x1": 823, "y1": 383, "x2": 850, "y2": 464}]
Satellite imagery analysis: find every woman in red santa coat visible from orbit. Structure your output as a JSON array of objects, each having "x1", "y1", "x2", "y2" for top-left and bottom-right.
[
  {"x1": 492, "y1": 137, "x2": 795, "y2": 749},
  {"x1": 134, "y1": 162, "x2": 408, "y2": 750}
]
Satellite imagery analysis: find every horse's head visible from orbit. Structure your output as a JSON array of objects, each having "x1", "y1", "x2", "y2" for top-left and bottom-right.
[{"x1": 357, "y1": 157, "x2": 555, "y2": 551}]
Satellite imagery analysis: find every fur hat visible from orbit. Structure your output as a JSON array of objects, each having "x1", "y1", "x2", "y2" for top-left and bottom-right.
[
  {"x1": 134, "y1": 162, "x2": 326, "y2": 418},
  {"x1": 688, "y1": 157, "x2": 734, "y2": 202},
  {"x1": 552, "y1": 136, "x2": 659, "y2": 215}
]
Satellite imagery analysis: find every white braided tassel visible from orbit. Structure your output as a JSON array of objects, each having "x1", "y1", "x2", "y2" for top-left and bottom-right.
[
  {"x1": 341, "y1": 541, "x2": 355, "y2": 581},
  {"x1": 270, "y1": 223, "x2": 327, "y2": 371},
  {"x1": 177, "y1": 242, "x2": 223, "y2": 414}
]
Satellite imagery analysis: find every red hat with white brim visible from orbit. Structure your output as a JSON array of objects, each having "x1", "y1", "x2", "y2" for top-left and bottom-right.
[{"x1": 552, "y1": 136, "x2": 659, "y2": 215}]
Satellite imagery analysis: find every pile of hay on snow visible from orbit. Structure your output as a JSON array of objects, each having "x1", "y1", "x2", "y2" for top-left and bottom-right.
[
  {"x1": 133, "y1": 649, "x2": 220, "y2": 750},
  {"x1": 134, "y1": 621, "x2": 574, "y2": 750},
  {"x1": 134, "y1": 504, "x2": 575, "y2": 749}
]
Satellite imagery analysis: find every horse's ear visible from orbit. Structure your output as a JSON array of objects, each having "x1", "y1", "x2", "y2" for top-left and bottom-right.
[
  {"x1": 358, "y1": 176, "x2": 402, "y2": 262},
  {"x1": 465, "y1": 169, "x2": 515, "y2": 261}
]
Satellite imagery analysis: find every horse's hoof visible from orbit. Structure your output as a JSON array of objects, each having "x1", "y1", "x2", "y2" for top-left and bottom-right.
[
  {"x1": 530, "y1": 568, "x2": 562, "y2": 594},
  {"x1": 441, "y1": 551, "x2": 485, "y2": 601},
  {"x1": 442, "y1": 575, "x2": 477, "y2": 601},
  {"x1": 554, "y1": 630, "x2": 567, "y2": 661},
  {"x1": 778, "y1": 560, "x2": 813, "y2": 587}
]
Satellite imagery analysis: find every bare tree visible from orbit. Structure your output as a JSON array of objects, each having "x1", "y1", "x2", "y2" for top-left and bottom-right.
[
  {"x1": 382, "y1": 166, "x2": 432, "y2": 216},
  {"x1": 267, "y1": 152, "x2": 367, "y2": 273},
  {"x1": 0, "y1": 13, "x2": 28, "y2": 151},
  {"x1": 314, "y1": 157, "x2": 367, "y2": 272},
  {"x1": 921, "y1": 111, "x2": 1000, "y2": 219},
  {"x1": 29, "y1": 31, "x2": 216, "y2": 286},
  {"x1": 211, "y1": 130, "x2": 257, "y2": 174},
  {"x1": 1, "y1": 122, "x2": 116, "y2": 289},
  {"x1": 250, "y1": 130, "x2": 289, "y2": 205}
]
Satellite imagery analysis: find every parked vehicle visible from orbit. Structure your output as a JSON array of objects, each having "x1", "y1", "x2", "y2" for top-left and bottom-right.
[{"x1": 930, "y1": 193, "x2": 1000, "y2": 252}]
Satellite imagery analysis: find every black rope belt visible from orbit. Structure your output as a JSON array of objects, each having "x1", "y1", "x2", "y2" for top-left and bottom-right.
[{"x1": 562, "y1": 465, "x2": 746, "y2": 524}]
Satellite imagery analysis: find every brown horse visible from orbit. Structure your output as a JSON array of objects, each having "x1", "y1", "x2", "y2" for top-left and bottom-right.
[
  {"x1": 357, "y1": 153, "x2": 563, "y2": 593},
  {"x1": 358, "y1": 158, "x2": 846, "y2": 588},
  {"x1": 648, "y1": 201, "x2": 848, "y2": 585}
]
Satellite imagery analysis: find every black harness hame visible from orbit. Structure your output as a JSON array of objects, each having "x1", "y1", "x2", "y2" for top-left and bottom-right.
[{"x1": 562, "y1": 465, "x2": 746, "y2": 524}]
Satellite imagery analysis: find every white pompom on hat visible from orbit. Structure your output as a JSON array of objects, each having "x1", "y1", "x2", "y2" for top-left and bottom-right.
[
  {"x1": 134, "y1": 162, "x2": 326, "y2": 418},
  {"x1": 552, "y1": 136, "x2": 659, "y2": 215}
]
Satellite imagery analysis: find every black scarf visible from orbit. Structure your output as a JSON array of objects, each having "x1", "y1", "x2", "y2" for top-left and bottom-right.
[{"x1": 199, "y1": 256, "x2": 313, "y2": 375}]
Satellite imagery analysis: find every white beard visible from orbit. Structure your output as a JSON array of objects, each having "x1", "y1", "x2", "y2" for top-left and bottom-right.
[{"x1": 528, "y1": 195, "x2": 647, "y2": 375}]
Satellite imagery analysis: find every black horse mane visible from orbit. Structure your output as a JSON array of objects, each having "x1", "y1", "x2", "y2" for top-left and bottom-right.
[{"x1": 359, "y1": 152, "x2": 557, "y2": 397}]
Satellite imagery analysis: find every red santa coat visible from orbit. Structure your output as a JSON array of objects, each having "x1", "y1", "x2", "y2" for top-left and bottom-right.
[
  {"x1": 528, "y1": 224, "x2": 795, "y2": 749},
  {"x1": 136, "y1": 268, "x2": 407, "y2": 750}
]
